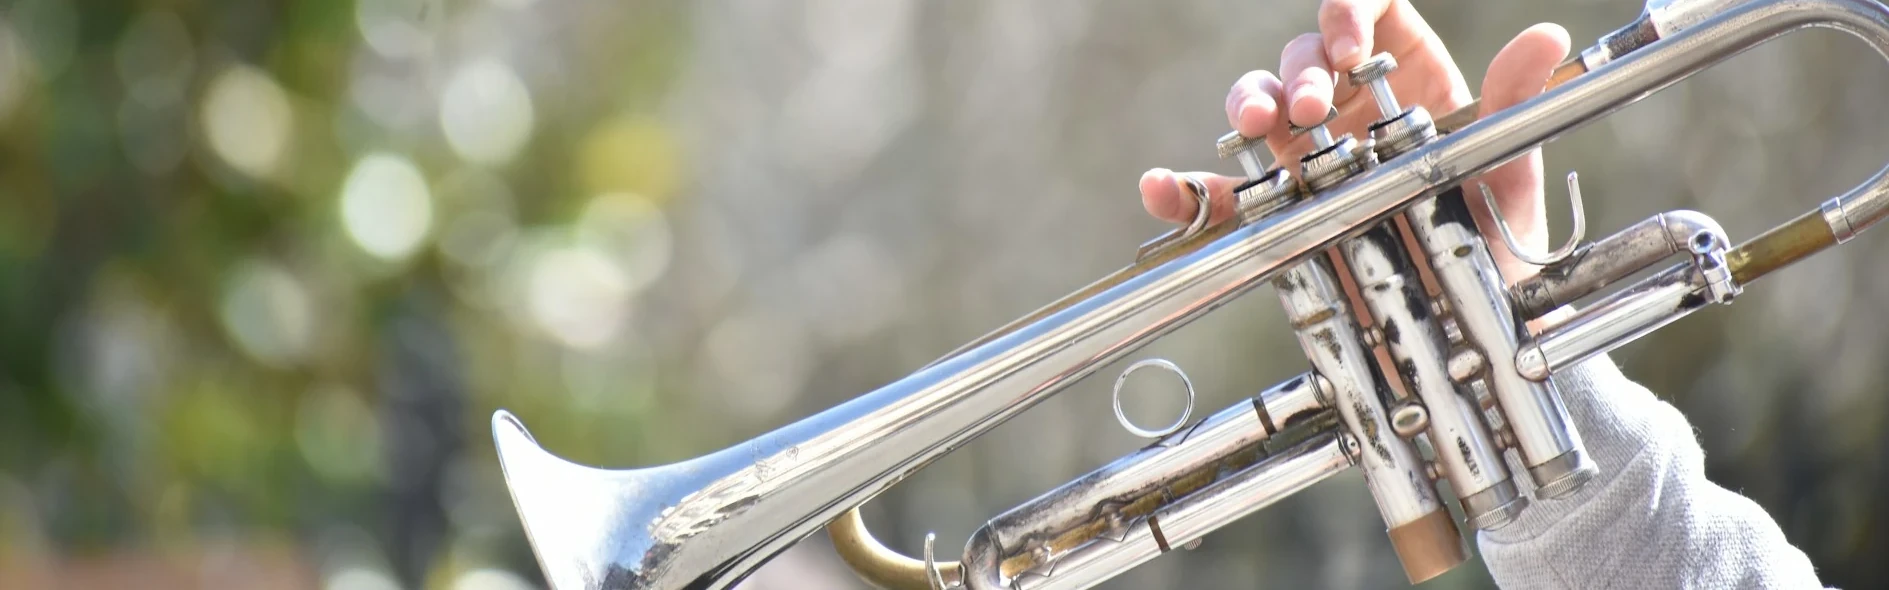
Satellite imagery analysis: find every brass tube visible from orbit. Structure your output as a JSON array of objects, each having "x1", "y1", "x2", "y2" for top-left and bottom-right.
[
  {"x1": 829, "y1": 509, "x2": 963, "y2": 590},
  {"x1": 1727, "y1": 210, "x2": 1839, "y2": 285}
]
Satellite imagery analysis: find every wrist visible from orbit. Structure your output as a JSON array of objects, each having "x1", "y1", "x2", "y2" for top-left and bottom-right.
[{"x1": 1482, "y1": 353, "x2": 1702, "y2": 542}]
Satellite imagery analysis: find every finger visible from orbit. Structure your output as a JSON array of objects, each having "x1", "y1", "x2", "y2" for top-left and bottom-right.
[
  {"x1": 1474, "y1": 23, "x2": 1572, "y2": 267},
  {"x1": 1480, "y1": 24, "x2": 1572, "y2": 116},
  {"x1": 1318, "y1": 0, "x2": 1394, "y2": 75},
  {"x1": 1279, "y1": 34, "x2": 1336, "y2": 128},
  {"x1": 1319, "y1": 0, "x2": 1440, "y2": 71},
  {"x1": 1225, "y1": 70, "x2": 1286, "y2": 139},
  {"x1": 1138, "y1": 168, "x2": 1246, "y2": 225}
]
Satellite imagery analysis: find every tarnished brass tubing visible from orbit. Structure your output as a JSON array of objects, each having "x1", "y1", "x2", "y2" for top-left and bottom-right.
[
  {"x1": 1728, "y1": 210, "x2": 1839, "y2": 285},
  {"x1": 830, "y1": 509, "x2": 962, "y2": 590}
]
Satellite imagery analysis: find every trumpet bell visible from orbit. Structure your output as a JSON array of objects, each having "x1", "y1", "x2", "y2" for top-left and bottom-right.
[{"x1": 493, "y1": 410, "x2": 758, "y2": 590}]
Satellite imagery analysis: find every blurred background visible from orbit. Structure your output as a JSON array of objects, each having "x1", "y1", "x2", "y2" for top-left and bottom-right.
[{"x1": 1, "y1": 0, "x2": 1886, "y2": 588}]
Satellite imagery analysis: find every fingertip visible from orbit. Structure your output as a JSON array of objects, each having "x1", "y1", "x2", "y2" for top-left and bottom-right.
[
  {"x1": 1483, "y1": 22, "x2": 1575, "y2": 114},
  {"x1": 1226, "y1": 71, "x2": 1282, "y2": 133},
  {"x1": 1511, "y1": 23, "x2": 1573, "y2": 71},
  {"x1": 1279, "y1": 36, "x2": 1336, "y2": 127},
  {"x1": 1236, "y1": 95, "x2": 1278, "y2": 138},
  {"x1": 1139, "y1": 168, "x2": 1186, "y2": 223},
  {"x1": 1317, "y1": 0, "x2": 1391, "y2": 70},
  {"x1": 1288, "y1": 89, "x2": 1331, "y2": 128},
  {"x1": 1525, "y1": 22, "x2": 1573, "y2": 52}
]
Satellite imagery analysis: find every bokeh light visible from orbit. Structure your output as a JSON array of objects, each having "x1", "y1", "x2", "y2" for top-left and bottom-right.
[
  {"x1": 114, "y1": 11, "x2": 194, "y2": 109},
  {"x1": 0, "y1": 20, "x2": 31, "y2": 124},
  {"x1": 201, "y1": 65, "x2": 294, "y2": 180},
  {"x1": 339, "y1": 153, "x2": 434, "y2": 262},
  {"x1": 355, "y1": 0, "x2": 436, "y2": 60},
  {"x1": 296, "y1": 384, "x2": 384, "y2": 485},
  {"x1": 574, "y1": 192, "x2": 671, "y2": 293},
  {"x1": 439, "y1": 60, "x2": 534, "y2": 166},
  {"x1": 577, "y1": 115, "x2": 681, "y2": 201},
  {"x1": 525, "y1": 244, "x2": 629, "y2": 350},
  {"x1": 10, "y1": 0, "x2": 75, "y2": 79},
  {"x1": 218, "y1": 258, "x2": 314, "y2": 368}
]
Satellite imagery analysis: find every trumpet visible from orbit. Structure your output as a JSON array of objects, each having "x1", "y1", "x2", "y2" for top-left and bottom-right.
[{"x1": 490, "y1": 0, "x2": 1889, "y2": 587}]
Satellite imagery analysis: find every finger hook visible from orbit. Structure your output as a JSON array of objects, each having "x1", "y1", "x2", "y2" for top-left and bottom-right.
[
  {"x1": 1478, "y1": 171, "x2": 1587, "y2": 267},
  {"x1": 1179, "y1": 174, "x2": 1213, "y2": 237}
]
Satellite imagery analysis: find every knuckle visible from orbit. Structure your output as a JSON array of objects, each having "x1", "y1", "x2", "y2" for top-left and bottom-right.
[
  {"x1": 1320, "y1": 0, "x2": 1361, "y2": 26},
  {"x1": 1290, "y1": 69, "x2": 1332, "y2": 93},
  {"x1": 1239, "y1": 71, "x2": 1284, "y2": 104},
  {"x1": 1286, "y1": 33, "x2": 1324, "y2": 52}
]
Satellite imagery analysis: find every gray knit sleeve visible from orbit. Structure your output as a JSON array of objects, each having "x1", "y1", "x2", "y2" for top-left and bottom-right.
[{"x1": 1476, "y1": 356, "x2": 1826, "y2": 589}]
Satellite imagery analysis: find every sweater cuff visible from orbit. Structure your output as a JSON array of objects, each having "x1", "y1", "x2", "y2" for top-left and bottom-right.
[{"x1": 1481, "y1": 352, "x2": 1696, "y2": 543}]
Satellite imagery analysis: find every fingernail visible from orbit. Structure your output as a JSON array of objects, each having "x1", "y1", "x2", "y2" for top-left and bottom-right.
[
  {"x1": 1290, "y1": 94, "x2": 1321, "y2": 126},
  {"x1": 1238, "y1": 96, "x2": 1272, "y2": 135},
  {"x1": 1329, "y1": 36, "x2": 1361, "y2": 66},
  {"x1": 1236, "y1": 103, "x2": 1260, "y2": 135}
]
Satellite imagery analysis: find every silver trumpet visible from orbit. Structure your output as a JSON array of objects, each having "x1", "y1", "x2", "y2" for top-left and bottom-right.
[{"x1": 490, "y1": 0, "x2": 1889, "y2": 587}]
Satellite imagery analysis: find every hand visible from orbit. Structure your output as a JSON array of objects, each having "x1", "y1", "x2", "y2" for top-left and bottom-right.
[{"x1": 1137, "y1": 0, "x2": 1572, "y2": 281}]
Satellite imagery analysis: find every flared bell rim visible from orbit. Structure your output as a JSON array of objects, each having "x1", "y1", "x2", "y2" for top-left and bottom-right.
[{"x1": 492, "y1": 410, "x2": 663, "y2": 589}]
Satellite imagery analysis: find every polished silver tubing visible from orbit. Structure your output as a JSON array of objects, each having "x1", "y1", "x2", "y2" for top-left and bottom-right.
[
  {"x1": 1154, "y1": 433, "x2": 1353, "y2": 548},
  {"x1": 1821, "y1": 165, "x2": 1889, "y2": 244},
  {"x1": 1518, "y1": 128, "x2": 1889, "y2": 380},
  {"x1": 977, "y1": 434, "x2": 1353, "y2": 590},
  {"x1": 963, "y1": 373, "x2": 1332, "y2": 588},
  {"x1": 1339, "y1": 226, "x2": 1523, "y2": 530},
  {"x1": 1830, "y1": 179, "x2": 1889, "y2": 240},
  {"x1": 1516, "y1": 264, "x2": 1707, "y2": 382},
  {"x1": 1275, "y1": 258, "x2": 1442, "y2": 530},
  {"x1": 490, "y1": 2, "x2": 1889, "y2": 587},
  {"x1": 1823, "y1": 197, "x2": 1857, "y2": 242},
  {"x1": 1512, "y1": 211, "x2": 1727, "y2": 319},
  {"x1": 1648, "y1": 0, "x2": 1753, "y2": 37},
  {"x1": 1264, "y1": 373, "x2": 1332, "y2": 428},
  {"x1": 1403, "y1": 192, "x2": 1594, "y2": 499}
]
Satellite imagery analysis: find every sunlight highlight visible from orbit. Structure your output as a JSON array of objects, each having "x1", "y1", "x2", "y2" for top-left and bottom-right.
[
  {"x1": 340, "y1": 153, "x2": 434, "y2": 261},
  {"x1": 201, "y1": 65, "x2": 293, "y2": 179},
  {"x1": 440, "y1": 59, "x2": 535, "y2": 166}
]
